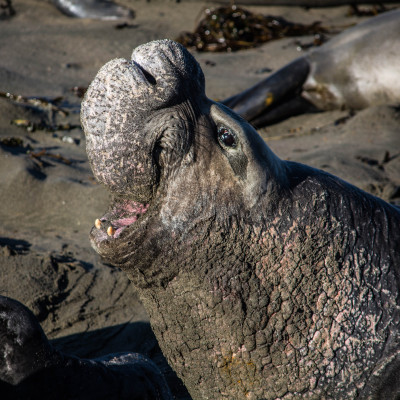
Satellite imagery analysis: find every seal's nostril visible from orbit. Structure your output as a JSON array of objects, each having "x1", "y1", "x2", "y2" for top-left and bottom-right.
[{"x1": 139, "y1": 66, "x2": 156, "y2": 85}]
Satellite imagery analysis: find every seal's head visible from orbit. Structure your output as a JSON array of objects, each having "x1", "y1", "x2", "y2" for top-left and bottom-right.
[{"x1": 81, "y1": 39, "x2": 285, "y2": 276}]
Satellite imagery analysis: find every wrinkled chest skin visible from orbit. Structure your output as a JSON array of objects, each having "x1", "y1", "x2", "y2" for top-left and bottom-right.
[{"x1": 81, "y1": 40, "x2": 400, "y2": 400}]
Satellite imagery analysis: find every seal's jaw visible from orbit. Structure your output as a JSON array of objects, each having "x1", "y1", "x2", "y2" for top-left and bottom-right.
[
  {"x1": 92, "y1": 199, "x2": 150, "y2": 240},
  {"x1": 89, "y1": 195, "x2": 156, "y2": 261}
]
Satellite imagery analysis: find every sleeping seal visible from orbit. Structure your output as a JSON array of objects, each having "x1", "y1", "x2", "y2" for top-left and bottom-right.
[
  {"x1": 81, "y1": 39, "x2": 400, "y2": 399},
  {"x1": 223, "y1": 9, "x2": 400, "y2": 126},
  {"x1": 52, "y1": 0, "x2": 134, "y2": 20},
  {"x1": 0, "y1": 295, "x2": 172, "y2": 399}
]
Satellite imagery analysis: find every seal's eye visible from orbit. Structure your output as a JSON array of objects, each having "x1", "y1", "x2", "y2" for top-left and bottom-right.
[{"x1": 218, "y1": 127, "x2": 237, "y2": 148}]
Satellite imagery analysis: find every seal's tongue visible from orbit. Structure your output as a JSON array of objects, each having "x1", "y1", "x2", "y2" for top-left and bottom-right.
[
  {"x1": 81, "y1": 40, "x2": 205, "y2": 202},
  {"x1": 94, "y1": 200, "x2": 150, "y2": 238}
]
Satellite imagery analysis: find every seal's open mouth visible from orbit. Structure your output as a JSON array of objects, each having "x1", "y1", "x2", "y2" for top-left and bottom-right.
[{"x1": 93, "y1": 199, "x2": 150, "y2": 239}]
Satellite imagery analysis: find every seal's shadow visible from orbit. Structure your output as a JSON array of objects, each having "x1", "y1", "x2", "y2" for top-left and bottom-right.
[
  {"x1": 51, "y1": 322, "x2": 192, "y2": 400},
  {"x1": 0, "y1": 237, "x2": 31, "y2": 254}
]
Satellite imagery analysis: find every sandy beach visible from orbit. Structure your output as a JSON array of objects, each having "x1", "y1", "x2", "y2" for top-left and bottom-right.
[{"x1": 1, "y1": 1, "x2": 399, "y2": 397}]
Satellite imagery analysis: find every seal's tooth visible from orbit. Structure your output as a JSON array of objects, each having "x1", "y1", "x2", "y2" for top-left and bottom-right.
[
  {"x1": 95, "y1": 219, "x2": 102, "y2": 229},
  {"x1": 107, "y1": 226, "x2": 115, "y2": 237}
]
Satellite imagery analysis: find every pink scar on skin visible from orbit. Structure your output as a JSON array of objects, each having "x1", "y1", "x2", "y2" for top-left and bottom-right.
[{"x1": 124, "y1": 202, "x2": 150, "y2": 214}]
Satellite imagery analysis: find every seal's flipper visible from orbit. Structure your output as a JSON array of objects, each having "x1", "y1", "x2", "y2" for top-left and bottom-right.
[
  {"x1": 251, "y1": 95, "x2": 319, "y2": 127},
  {"x1": 222, "y1": 57, "x2": 311, "y2": 125}
]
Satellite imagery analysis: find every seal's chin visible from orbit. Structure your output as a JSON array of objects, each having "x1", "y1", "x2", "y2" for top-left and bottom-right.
[{"x1": 92, "y1": 199, "x2": 150, "y2": 242}]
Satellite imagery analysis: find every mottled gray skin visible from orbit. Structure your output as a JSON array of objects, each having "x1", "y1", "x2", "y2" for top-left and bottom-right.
[
  {"x1": 0, "y1": 295, "x2": 172, "y2": 399},
  {"x1": 81, "y1": 39, "x2": 400, "y2": 400}
]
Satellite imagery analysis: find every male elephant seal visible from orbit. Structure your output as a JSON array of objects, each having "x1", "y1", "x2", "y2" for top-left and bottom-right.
[
  {"x1": 0, "y1": 295, "x2": 172, "y2": 399},
  {"x1": 81, "y1": 39, "x2": 400, "y2": 400},
  {"x1": 223, "y1": 9, "x2": 400, "y2": 126}
]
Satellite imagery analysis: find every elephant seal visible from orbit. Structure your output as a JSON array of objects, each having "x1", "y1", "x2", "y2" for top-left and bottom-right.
[
  {"x1": 81, "y1": 39, "x2": 400, "y2": 399},
  {"x1": 223, "y1": 9, "x2": 400, "y2": 126},
  {"x1": 52, "y1": 0, "x2": 134, "y2": 20},
  {"x1": 0, "y1": 295, "x2": 172, "y2": 399}
]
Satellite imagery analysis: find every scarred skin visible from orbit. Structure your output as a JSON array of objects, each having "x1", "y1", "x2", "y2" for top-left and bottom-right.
[{"x1": 81, "y1": 40, "x2": 400, "y2": 400}]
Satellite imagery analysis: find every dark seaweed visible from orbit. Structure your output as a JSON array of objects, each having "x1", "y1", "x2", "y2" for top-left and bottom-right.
[
  {"x1": 28, "y1": 149, "x2": 72, "y2": 167},
  {"x1": 1, "y1": 91, "x2": 81, "y2": 133},
  {"x1": 0, "y1": 137, "x2": 24, "y2": 148},
  {"x1": 11, "y1": 119, "x2": 79, "y2": 133},
  {"x1": 176, "y1": 5, "x2": 327, "y2": 52},
  {"x1": 0, "y1": 92, "x2": 68, "y2": 116}
]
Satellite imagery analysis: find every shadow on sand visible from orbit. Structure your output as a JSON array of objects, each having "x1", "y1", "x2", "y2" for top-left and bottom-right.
[{"x1": 51, "y1": 322, "x2": 192, "y2": 400}]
